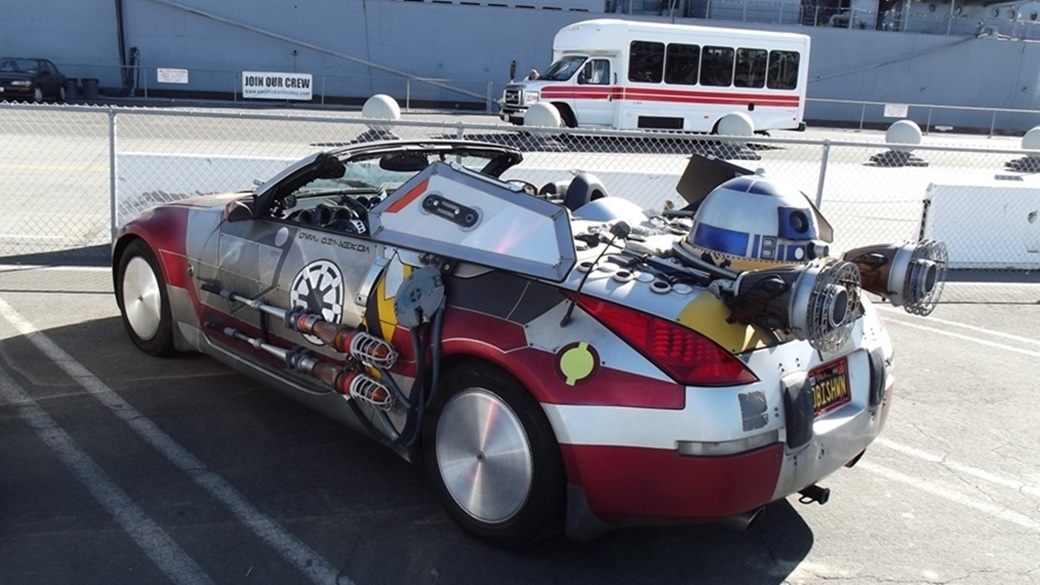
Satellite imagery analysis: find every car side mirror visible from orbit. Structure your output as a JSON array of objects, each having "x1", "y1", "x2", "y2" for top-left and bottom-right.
[
  {"x1": 577, "y1": 72, "x2": 587, "y2": 85},
  {"x1": 224, "y1": 197, "x2": 255, "y2": 222}
]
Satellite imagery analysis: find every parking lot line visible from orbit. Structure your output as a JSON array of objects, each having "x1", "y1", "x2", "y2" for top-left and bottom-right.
[
  {"x1": 858, "y1": 461, "x2": 1040, "y2": 533},
  {"x1": 880, "y1": 314, "x2": 1040, "y2": 360},
  {"x1": 875, "y1": 438, "x2": 1040, "y2": 498},
  {"x1": 0, "y1": 367, "x2": 215, "y2": 585},
  {"x1": 0, "y1": 295, "x2": 347, "y2": 585},
  {"x1": 877, "y1": 304, "x2": 1040, "y2": 347}
]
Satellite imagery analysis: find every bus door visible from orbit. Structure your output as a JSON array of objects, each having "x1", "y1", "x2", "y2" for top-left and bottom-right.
[{"x1": 573, "y1": 58, "x2": 616, "y2": 127}]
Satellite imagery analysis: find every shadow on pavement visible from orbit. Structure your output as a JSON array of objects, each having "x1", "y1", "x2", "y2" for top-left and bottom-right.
[{"x1": 0, "y1": 244, "x2": 109, "y2": 267}]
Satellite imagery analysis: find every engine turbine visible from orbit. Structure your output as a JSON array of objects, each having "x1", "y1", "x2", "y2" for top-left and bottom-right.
[
  {"x1": 843, "y1": 240, "x2": 947, "y2": 316},
  {"x1": 722, "y1": 259, "x2": 862, "y2": 352}
]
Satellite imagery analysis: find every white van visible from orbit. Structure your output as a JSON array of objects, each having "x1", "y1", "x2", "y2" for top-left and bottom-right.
[{"x1": 500, "y1": 19, "x2": 811, "y2": 133}]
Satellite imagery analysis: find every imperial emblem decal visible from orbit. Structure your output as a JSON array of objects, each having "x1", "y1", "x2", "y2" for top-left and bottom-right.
[{"x1": 289, "y1": 259, "x2": 345, "y2": 345}]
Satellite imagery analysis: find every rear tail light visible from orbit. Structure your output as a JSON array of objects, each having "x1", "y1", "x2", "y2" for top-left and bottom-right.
[{"x1": 574, "y1": 296, "x2": 758, "y2": 386}]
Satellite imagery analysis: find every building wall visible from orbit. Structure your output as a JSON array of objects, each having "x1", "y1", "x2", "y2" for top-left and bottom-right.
[{"x1": 2, "y1": 0, "x2": 1039, "y2": 130}]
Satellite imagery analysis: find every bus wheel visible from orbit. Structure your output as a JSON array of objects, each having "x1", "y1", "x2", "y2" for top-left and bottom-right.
[{"x1": 554, "y1": 104, "x2": 578, "y2": 128}]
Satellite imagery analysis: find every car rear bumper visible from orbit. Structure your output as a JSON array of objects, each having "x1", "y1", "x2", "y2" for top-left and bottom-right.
[{"x1": 557, "y1": 382, "x2": 890, "y2": 537}]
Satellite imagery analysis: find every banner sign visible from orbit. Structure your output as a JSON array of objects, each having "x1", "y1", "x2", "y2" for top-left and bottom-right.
[{"x1": 242, "y1": 71, "x2": 313, "y2": 100}]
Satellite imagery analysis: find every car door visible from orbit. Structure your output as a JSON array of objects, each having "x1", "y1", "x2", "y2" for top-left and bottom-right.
[
  {"x1": 574, "y1": 58, "x2": 617, "y2": 127},
  {"x1": 35, "y1": 60, "x2": 55, "y2": 95},
  {"x1": 203, "y1": 203, "x2": 382, "y2": 363}
]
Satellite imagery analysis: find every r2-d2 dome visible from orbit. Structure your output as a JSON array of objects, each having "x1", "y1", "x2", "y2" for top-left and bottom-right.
[{"x1": 681, "y1": 174, "x2": 830, "y2": 271}]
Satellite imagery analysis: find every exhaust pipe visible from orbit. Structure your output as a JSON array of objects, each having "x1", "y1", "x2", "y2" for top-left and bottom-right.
[
  {"x1": 717, "y1": 507, "x2": 766, "y2": 532},
  {"x1": 798, "y1": 484, "x2": 831, "y2": 505}
]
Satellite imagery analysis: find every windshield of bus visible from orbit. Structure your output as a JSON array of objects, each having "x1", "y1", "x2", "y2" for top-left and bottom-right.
[{"x1": 540, "y1": 56, "x2": 586, "y2": 81}]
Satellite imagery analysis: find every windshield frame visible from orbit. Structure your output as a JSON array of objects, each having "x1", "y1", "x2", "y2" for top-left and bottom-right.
[{"x1": 540, "y1": 56, "x2": 588, "y2": 82}]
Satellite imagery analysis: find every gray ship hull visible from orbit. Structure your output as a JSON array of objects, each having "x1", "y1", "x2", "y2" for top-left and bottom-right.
[{"x1": 3, "y1": 0, "x2": 1038, "y2": 131}]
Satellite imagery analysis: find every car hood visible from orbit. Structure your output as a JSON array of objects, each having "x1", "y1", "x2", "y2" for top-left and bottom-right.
[{"x1": 0, "y1": 72, "x2": 33, "y2": 82}]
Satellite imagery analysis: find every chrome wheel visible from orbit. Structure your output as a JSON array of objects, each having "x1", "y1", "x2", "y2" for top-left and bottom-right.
[
  {"x1": 32, "y1": 86, "x2": 44, "y2": 103},
  {"x1": 425, "y1": 362, "x2": 564, "y2": 546},
  {"x1": 116, "y1": 240, "x2": 176, "y2": 356},
  {"x1": 122, "y1": 256, "x2": 162, "y2": 341},
  {"x1": 436, "y1": 389, "x2": 534, "y2": 523}
]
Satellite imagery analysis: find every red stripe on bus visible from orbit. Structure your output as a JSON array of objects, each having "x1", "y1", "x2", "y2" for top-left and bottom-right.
[{"x1": 539, "y1": 84, "x2": 799, "y2": 106}]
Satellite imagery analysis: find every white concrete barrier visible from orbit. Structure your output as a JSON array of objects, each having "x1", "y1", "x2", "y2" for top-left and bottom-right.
[{"x1": 922, "y1": 179, "x2": 1040, "y2": 269}]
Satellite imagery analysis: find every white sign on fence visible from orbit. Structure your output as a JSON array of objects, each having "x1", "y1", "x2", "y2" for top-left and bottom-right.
[
  {"x1": 883, "y1": 103, "x2": 909, "y2": 118},
  {"x1": 242, "y1": 71, "x2": 313, "y2": 100},
  {"x1": 157, "y1": 68, "x2": 189, "y2": 84}
]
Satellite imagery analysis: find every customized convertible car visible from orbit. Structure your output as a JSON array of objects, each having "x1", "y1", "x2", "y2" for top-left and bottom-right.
[{"x1": 113, "y1": 139, "x2": 946, "y2": 546}]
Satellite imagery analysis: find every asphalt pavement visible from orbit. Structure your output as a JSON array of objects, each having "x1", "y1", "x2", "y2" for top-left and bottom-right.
[
  {"x1": 2, "y1": 103, "x2": 1040, "y2": 584},
  {"x1": 0, "y1": 265, "x2": 1038, "y2": 585}
]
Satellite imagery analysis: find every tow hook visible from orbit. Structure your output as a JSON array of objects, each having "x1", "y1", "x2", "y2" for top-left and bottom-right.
[{"x1": 798, "y1": 484, "x2": 830, "y2": 505}]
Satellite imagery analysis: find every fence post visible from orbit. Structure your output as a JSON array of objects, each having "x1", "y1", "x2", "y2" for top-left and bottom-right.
[
  {"x1": 858, "y1": 102, "x2": 866, "y2": 132},
  {"x1": 487, "y1": 81, "x2": 493, "y2": 114},
  {"x1": 456, "y1": 121, "x2": 465, "y2": 139},
  {"x1": 925, "y1": 107, "x2": 933, "y2": 135},
  {"x1": 815, "y1": 140, "x2": 831, "y2": 210},
  {"x1": 989, "y1": 110, "x2": 997, "y2": 138},
  {"x1": 109, "y1": 107, "x2": 118, "y2": 240},
  {"x1": 406, "y1": 80, "x2": 411, "y2": 112}
]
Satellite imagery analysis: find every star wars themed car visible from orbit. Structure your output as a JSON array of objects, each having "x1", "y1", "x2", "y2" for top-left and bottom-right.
[{"x1": 113, "y1": 139, "x2": 947, "y2": 547}]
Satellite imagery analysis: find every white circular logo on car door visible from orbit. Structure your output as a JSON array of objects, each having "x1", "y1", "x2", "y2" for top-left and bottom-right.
[{"x1": 289, "y1": 259, "x2": 345, "y2": 345}]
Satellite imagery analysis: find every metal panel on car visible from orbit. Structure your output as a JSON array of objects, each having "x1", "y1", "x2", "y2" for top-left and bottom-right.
[{"x1": 368, "y1": 161, "x2": 575, "y2": 282}]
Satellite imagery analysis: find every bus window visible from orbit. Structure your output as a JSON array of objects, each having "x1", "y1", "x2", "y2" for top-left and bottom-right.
[
  {"x1": 542, "y1": 56, "x2": 587, "y2": 82},
  {"x1": 580, "y1": 59, "x2": 611, "y2": 85},
  {"x1": 699, "y1": 46, "x2": 735, "y2": 87},
  {"x1": 767, "y1": 51, "x2": 800, "y2": 90},
  {"x1": 734, "y1": 48, "x2": 767, "y2": 88},
  {"x1": 664, "y1": 43, "x2": 700, "y2": 86},
  {"x1": 629, "y1": 41, "x2": 664, "y2": 83}
]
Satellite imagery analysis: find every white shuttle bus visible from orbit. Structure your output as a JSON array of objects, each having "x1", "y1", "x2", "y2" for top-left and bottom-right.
[{"x1": 500, "y1": 19, "x2": 811, "y2": 133}]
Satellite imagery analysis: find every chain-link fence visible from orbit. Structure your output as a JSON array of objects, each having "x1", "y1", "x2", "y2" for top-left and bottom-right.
[{"x1": 2, "y1": 103, "x2": 1038, "y2": 301}]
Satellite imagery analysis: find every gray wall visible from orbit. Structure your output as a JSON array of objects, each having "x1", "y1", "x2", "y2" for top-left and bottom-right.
[
  {"x1": 0, "y1": 0, "x2": 120, "y2": 83},
  {"x1": 2, "y1": 0, "x2": 1039, "y2": 130}
]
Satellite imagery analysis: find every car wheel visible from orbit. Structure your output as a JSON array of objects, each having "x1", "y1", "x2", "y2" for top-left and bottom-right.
[
  {"x1": 58, "y1": 85, "x2": 66, "y2": 102},
  {"x1": 32, "y1": 85, "x2": 44, "y2": 103},
  {"x1": 116, "y1": 239, "x2": 177, "y2": 356},
  {"x1": 424, "y1": 362, "x2": 565, "y2": 547}
]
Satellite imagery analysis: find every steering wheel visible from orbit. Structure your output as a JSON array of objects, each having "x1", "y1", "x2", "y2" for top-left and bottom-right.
[
  {"x1": 505, "y1": 179, "x2": 539, "y2": 196},
  {"x1": 337, "y1": 194, "x2": 371, "y2": 223}
]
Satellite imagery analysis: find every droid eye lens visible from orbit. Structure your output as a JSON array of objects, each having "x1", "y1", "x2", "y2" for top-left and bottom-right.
[{"x1": 789, "y1": 211, "x2": 809, "y2": 233}]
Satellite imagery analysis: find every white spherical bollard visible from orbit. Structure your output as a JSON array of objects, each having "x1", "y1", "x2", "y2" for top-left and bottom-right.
[
  {"x1": 1022, "y1": 126, "x2": 1040, "y2": 151},
  {"x1": 525, "y1": 102, "x2": 563, "y2": 129},
  {"x1": 717, "y1": 112, "x2": 754, "y2": 136},
  {"x1": 362, "y1": 94, "x2": 401, "y2": 132},
  {"x1": 885, "y1": 120, "x2": 922, "y2": 152}
]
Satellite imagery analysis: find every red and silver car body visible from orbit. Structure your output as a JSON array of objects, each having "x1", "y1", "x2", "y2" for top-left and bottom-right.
[{"x1": 113, "y1": 140, "x2": 945, "y2": 546}]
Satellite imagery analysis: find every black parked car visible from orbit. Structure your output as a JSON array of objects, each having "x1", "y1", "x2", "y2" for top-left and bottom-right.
[{"x1": 0, "y1": 57, "x2": 67, "y2": 103}]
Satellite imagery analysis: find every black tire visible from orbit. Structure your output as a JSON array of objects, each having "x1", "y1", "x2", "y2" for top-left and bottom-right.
[
  {"x1": 424, "y1": 362, "x2": 565, "y2": 547},
  {"x1": 115, "y1": 239, "x2": 177, "y2": 356},
  {"x1": 554, "y1": 104, "x2": 578, "y2": 128}
]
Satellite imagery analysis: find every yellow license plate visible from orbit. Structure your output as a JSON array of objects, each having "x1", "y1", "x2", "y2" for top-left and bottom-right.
[{"x1": 810, "y1": 358, "x2": 850, "y2": 417}]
